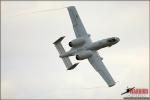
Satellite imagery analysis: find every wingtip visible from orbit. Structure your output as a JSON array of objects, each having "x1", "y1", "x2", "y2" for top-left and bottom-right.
[
  {"x1": 67, "y1": 6, "x2": 76, "y2": 9},
  {"x1": 108, "y1": 83, "x2": 116, "y2": 87}
]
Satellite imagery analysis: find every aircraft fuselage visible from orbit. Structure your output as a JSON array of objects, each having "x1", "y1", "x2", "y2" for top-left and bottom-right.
[{"x1": 60, "y1": 36, "x2": 120, "y2": 59}]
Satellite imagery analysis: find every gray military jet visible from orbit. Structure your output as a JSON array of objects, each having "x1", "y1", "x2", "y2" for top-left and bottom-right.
[{"x1": 53, "y1": 6, "x2": 120, "y2": 87}]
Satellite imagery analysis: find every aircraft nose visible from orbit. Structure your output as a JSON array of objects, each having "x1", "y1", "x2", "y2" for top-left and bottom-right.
[{"x1": 115, "y1": 37, "x2": 120, "y2": 42}]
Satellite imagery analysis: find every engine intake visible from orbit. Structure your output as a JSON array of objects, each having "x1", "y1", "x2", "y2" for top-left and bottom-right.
[
  {"x1": 69, "y1": 38, "x2": 85, "y2": 47},
  {"x1": 76, "y1": 50, "x2": 93, "y2": 60}
]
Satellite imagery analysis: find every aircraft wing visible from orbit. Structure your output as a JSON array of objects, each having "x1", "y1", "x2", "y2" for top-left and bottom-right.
[
  {"x1": 88, "y1": 52, "x2": 116, "y2": 87},
  {"x1": 67, "y1": 6, "x2": 88, "y2": 38}
]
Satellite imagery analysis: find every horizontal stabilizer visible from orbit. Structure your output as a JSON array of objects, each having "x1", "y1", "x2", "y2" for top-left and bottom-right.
[{"x1": 53, "y1": 36, "x2": 78, "y2": 70}]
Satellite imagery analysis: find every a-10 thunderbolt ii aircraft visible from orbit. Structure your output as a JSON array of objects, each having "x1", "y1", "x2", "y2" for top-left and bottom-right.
[{"x1": 53, "y1": 6, "x2": 120, "y2": 87}]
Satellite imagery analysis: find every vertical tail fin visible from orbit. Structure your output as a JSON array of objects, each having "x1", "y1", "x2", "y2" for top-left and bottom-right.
[{"x1": 53, "y1": 36, "x2": 79, "y2": 70}]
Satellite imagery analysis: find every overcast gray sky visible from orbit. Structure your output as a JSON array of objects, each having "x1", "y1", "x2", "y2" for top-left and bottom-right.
[{"x1": 1, "y1": 1, "x2": 149, "y2": 99}]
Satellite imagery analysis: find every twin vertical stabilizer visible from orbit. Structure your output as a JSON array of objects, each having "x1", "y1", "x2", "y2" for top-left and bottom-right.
[{"x1": 53, "y1": 36, "x2": 79, "y2": 70}]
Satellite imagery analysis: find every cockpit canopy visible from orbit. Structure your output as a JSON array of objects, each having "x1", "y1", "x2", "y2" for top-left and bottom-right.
[{"x1": 107, "y1": 38, "x2": 117, "y2": 43}]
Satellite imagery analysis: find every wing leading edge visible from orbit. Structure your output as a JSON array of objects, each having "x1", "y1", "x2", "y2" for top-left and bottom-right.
[
  {"x1": 67, "y1": 6, "x2": 88, "y2": 38},
  {"x1": 88, "y1": 52, "x2": 116, "y2": 87}
]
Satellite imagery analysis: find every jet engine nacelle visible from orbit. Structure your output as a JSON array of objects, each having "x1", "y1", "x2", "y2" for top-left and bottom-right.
[
  {"x1": 69, "y1": 38, "x2": 85, "y2": 47},
  {"x1": 76, "y1": 50, "x2": 93, "y2": 60}
]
